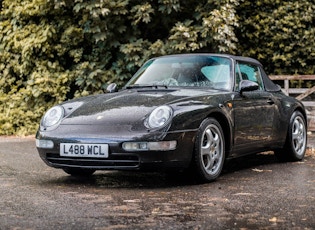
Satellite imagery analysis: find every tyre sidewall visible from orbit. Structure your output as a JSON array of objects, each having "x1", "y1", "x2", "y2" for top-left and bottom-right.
[
  {"x1": 193, "y1": 118, "x2": 225, "y2": 182},
  {"x1": 287, "y1": 111, "x2": 307, "y2": 161}
]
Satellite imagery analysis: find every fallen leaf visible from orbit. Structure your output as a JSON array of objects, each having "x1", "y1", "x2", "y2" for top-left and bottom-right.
[
  {"x1": 252, "y1": 168, "x2": 264, "y2": 172},
  {"x1": 269, "y1": 217, "x2": 277, "y2": 222},
  {"x1": 252, "y1": 168, "x2": 272, "y2": 172},
  {"x1": 233, "y1": 193, "x2": 252, "y2": 196}
]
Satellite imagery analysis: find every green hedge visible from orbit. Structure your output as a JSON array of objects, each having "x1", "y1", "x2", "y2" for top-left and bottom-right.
[{"x1": 0, "y1": 0, "x2": 314, "y2": 135}]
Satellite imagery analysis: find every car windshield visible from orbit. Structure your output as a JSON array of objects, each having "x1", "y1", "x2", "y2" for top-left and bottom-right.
[{"x1": 126, "y1": 55, "x2": 233, "y2": 91}]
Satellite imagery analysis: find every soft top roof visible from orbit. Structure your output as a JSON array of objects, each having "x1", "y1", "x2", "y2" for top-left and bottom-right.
[{"x1": 156, "y1": 53, "x2": 262, "y2": 65}]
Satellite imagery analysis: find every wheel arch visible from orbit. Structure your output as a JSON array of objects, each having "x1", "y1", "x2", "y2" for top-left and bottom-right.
[
  {"x1": 287, "y1": 99, "x2": 308, "y2": 127},
  {"x1": 295, "y1": 106, "x2": 308, "y2": 128},
  {"x1": 274, "y1": 108, "x2": 308, "y2": 162},
  {"x1": 284, "y1": 105, "x2": 308, "y2": 134},
  {"x1": 206, "y1": 111, "x2": 233, "y2": 157}
]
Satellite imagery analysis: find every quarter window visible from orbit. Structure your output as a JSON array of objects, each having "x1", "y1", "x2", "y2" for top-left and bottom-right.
[{"x1": 235, "y1": 62, "x2": 264, "y2": 90}]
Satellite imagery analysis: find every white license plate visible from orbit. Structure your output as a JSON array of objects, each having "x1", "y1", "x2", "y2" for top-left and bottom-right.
[{"x1": 60, "y1": 143, "x2": 109, "y2": 158}]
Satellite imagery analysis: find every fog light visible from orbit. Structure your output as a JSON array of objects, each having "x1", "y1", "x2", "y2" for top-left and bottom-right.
[
  {"x1": 36, "y1": 139, "x2": 54, "y2": 149},
  {"x1": 139, "y1": 143, "x2": 148, "y2": 150},
  {"x1": 147, "y1": 141, "x2": 177, "y2": 151},
  {"x1": 122, "y1": 141, "x2": 176, "y2": 151}
]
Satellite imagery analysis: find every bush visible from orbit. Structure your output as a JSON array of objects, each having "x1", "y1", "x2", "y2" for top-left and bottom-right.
[
  {"x1": 236, "y1": 0, "x2": 315, "y2": 74},
  {"x1": 0, "y1": 0, "x2": 314, "y2": 135}
]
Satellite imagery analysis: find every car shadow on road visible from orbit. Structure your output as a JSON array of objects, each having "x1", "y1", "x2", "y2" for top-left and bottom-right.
[
  {"x1": 222, "y1": 151, "x2": 279, "y2": 174},
  {"x1": 44, "y1": 152, "x2": 285, "y2": 189}
]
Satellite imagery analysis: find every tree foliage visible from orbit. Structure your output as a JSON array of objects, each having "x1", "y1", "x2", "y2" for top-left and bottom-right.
[
  {"x1": 0, "y1": 0, "x2": 314, "y2": 135},
  {"x1": 236, "y1": 0, "x2": 315, "y2": 74}
]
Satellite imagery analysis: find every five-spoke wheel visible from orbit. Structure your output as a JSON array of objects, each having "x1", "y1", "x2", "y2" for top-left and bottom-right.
[
  {"x1": 193, "y1": 118, "x2": 225, "y2": 182},
  {"x1": 275, "y1": 111, "x2": 307, "y2": 161}
]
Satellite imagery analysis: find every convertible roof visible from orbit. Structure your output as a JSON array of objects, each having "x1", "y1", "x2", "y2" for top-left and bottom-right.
[{"x1": 157, "y1": 53, "x2": 263, "y2": 65}]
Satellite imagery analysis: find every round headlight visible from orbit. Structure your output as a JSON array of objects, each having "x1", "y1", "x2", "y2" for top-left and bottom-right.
[
  {"x1": 41, "y1": 106, "x2": 64, "y2": 127},
  {"x1": 147, "y1": 105, "x2": 173, "y2": 129}
]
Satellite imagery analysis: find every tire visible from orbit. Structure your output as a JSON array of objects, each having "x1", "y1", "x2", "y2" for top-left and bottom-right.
[
  {"x1": 192, "y1": 118, "x2": 225, "y2": 182},
  {"x1": 63, "y1": 168, "x2": 96, "y2": 177},
  {"x1": 275, "y1": 111, "x2": 307, "y2": 162}
]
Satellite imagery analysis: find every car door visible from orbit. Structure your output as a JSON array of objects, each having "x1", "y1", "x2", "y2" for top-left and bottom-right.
[{"x1": 231, "y1": 61, "x2": 279, "y2": 154}]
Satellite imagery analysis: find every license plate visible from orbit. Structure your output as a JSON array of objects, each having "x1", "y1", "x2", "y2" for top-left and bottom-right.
[{"x1": 60, "y1": 143, "x2": 109, "y2": 158}]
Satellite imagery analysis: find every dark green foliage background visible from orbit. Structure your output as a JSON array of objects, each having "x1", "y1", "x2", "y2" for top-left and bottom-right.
[{"x1": 0, "y1": 0, "x2": 314, "y2": 135}]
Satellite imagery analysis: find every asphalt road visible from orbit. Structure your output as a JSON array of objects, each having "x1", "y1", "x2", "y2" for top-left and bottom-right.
[{"x1": 0, "y1": 135, "x2": 315, "y2": 230}]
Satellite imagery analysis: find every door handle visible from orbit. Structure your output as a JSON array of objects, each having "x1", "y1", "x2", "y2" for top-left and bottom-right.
[{"x1": 267, "y1": 98, "x2": 274, "y2": 105}]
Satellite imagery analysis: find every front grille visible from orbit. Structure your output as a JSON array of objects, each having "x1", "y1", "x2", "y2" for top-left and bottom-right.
[{"x1": 46, "y1": 153, "x2": 139, "y2": 168}]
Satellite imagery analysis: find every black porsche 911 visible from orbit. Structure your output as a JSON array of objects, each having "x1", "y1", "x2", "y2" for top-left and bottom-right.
[{"x1": 36, "y1": 54, "x2": 307, "y2": 182}]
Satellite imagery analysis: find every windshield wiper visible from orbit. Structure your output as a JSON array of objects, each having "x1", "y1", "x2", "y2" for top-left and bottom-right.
[{"x1": 126, "y1": 84, "x2": 168, "y2": 89}]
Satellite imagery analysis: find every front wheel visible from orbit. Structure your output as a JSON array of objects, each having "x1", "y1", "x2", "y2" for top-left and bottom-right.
[
  {"x1": 192, "y1": 118, "x2": 225, "y2": 182},
  {"x1": 275, "y1": 111, "x2": 307, "y2": 161}
]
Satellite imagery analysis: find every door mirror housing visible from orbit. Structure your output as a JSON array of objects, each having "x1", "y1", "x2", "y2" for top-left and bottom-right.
[
  {"x1": 239, "y1": 80, "x2": 259, "y2": 93},
  {"x1": 106, "y1": 83, "x2": 118, "y2": 93}
]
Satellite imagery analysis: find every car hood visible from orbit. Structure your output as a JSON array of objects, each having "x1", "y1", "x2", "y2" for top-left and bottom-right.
[{"x1": 60, "y1": 88, "x2": 224, "y2": 126}]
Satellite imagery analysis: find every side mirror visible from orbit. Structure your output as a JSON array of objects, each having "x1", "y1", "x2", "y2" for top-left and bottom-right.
[
  {"x1": 106, "y1": 83, "x2": 118, "y2": 93},
  {"x1": 239, "y1": 80, "x2": 259, "y2": 93}
]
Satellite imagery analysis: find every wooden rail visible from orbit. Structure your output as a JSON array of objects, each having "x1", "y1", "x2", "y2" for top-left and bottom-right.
[{"x1": 269, "y1": 75, "x2": 315, "y2": 131}]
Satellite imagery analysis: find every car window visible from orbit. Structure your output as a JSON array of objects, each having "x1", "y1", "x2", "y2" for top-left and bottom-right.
[
  {"x1": 127, "y1": 55, "x2": 232, "y2": 91},
  {"x1": 235, "y1": 62, "x2": 264, "y2": 90},
  {"x1": 200, "y1": 64, "x2": 231, "y2": 90}
]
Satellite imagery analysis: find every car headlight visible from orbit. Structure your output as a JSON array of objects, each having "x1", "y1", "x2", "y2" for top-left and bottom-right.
[
  {"x1": 41, "y1": 106, "x2": 64, "y2": 127},
  {"x1": 147, "y1": 105, "x2": 173, "y2": 129}
]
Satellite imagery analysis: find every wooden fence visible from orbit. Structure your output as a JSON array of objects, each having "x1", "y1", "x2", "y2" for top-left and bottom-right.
[{"x1": 269, "y1": 75, "x2": 315, "y2": 131}]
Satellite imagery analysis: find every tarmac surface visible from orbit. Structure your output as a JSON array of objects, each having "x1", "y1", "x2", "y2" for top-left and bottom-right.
[
  {"x1": 0, "y1": 133, "x2": 314, "y2": 229},
  {"x1": 308, "y1": 131, "x2": 315, "y2": 149}
]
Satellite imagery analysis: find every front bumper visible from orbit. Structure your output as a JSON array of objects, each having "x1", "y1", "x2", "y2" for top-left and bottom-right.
[{"x1": 36, "y1": 127, "x2": 197, "y2": 171}]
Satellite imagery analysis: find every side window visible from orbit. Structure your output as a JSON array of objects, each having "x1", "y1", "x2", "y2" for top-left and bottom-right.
[
  {"x1": 236, "y1": 62, "x2": 264, "y2": 90},
  {"x1": 235, "y1": 63, "x2": 241, "y2": 91}
]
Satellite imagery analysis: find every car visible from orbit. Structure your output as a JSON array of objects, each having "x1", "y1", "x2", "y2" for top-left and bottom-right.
[{"x1": 35, "y1": 53, "x2": 308, "y2": 182}]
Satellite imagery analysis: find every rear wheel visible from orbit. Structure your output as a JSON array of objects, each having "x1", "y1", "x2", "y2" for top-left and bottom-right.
[
  {"x1": 275, "y1": 111, "x2": 307, "y2": 161},
  {"x1": 192, "y1": 118, "x2": 225, "y2": 182},
  {"x1": 63, "y1": 168, "x2": 96, "y2": 177}
]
